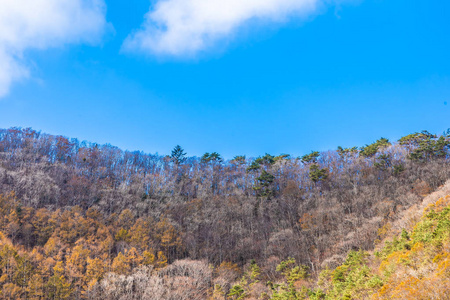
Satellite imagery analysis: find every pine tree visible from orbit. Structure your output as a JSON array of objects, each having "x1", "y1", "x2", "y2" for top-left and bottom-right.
[{"x1": 170, "y1": 145, "x2": 187, "y2": 165}]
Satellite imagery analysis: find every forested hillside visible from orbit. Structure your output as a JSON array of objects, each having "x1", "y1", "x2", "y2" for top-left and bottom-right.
[{"x1": 0, "y1": 127, "x2": 450, "y2": 299}]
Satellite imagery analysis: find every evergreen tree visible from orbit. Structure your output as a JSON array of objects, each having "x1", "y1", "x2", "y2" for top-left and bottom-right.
[
  {"x1": 231, "y1": 155, "x2": 246, "y2": 165},
  {"x1": 301, "y1": 151, "x2": 320, "y2": 164},
  {"x1": 201, "y1": 152, "x2": 223, "y2": 163},
  {"x1": 360, "y1": 138, "x2": 391, "y2": 158},
  {"x1": 309, "y1": 164, "x2": 328, "y2": 183},
  {"x1": 254, "y1": 170, "x2": 275, "y2": 197},
  {"x1": 170, "y1": 145, "x2": 186, "y2": 165}
]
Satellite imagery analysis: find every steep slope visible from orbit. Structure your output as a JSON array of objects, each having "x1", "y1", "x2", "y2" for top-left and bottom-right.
[
  {"x1": 219, "y1": 182, "x2": 450, "y2": 299},
  {"x1": 317, "y1": 182, "x2": 450, "y2": 299}
]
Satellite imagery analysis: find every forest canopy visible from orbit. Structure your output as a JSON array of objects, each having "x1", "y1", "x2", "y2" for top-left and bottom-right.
[{"x1": 0, "y1": 127, "x2": 450, "y2": 299}]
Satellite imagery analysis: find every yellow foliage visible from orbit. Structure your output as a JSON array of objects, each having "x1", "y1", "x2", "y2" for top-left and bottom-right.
[
  {"x1": 424, "y1": 195, "x2": 450, "y2": 213},
  {"x1": 126, "y1": 247, "x2": 143, "y2": 269},
  {"x1": 1, "y1": 282, "x2": 22, "y2": 299},
  {"x1": 26, "y1": 274, "x2": 44, "y2": 300},
  {"x1": 156, "y1": 251, "x2": 168, "y2": 269},
  {"x1": 114, "y1": 227, "x2": 130, "y2": 242},
  {"x1": 377, "y1": 222, "x2": 391, "y2": 240},
  {"x1": 111, "y1": 252, "x2": 130, "y2": 275},
  {"x1": 129, "y1": 218, "x2": 151, "y2": 249},
  {"x1": 142, "y1": 250, "x2": 156, "y2": 265},
  {"x1": 372, "y1": 195, "x2": 450, "y2": 300},
  {"x1": 0, "y1": 192, "x2": 187, "y2": 299}
]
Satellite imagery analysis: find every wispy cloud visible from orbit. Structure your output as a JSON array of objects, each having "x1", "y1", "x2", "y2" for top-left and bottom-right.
[
  {"x1": 123, "y1": 0, "x2": 332, "y2": 57},
  {"x1": 0, "y1": 0, "x2": 109, "y2": 97}
]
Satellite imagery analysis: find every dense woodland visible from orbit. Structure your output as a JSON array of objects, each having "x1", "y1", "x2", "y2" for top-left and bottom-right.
[{"x1": 0, "y1": 127, "x2": 450, "y2": 299}]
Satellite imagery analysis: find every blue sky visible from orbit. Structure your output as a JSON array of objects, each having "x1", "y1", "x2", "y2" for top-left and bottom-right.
[{"x1": 0, "y1": 0, "x2": 449, "y2": 158}]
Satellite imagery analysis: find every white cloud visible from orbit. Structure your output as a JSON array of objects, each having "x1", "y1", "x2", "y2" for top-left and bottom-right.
[
  {"x1": 123, "y1": 0, "x2": 330, "y2": 57},
  {"x1": 0, "y1": 0, "x2": 108, "y2": 97}
]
